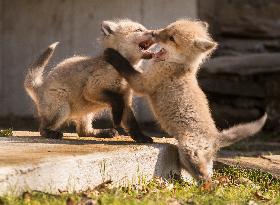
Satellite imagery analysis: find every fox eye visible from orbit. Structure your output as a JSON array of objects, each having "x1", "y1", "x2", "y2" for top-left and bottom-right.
[
  {"x1": 135, "y1": 28, "x2": 143, "y2": 32},
  {"x1": 169, "y1": 36, "x2": 175, "y2": 42}
]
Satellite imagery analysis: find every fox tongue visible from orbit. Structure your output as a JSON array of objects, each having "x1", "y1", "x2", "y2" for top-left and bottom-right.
[{"x1": 154, "y1": 48, "x2": 167, "y2": 60}]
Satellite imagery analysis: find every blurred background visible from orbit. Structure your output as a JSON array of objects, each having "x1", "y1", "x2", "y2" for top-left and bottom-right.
[{"x1": 0, "y1": 0, "x2": 279, "y2": 138}]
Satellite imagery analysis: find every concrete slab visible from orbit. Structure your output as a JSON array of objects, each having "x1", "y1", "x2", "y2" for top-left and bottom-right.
[
  {"x1": 1, "y1": 131, "x2": 279, "y2": 195},
  {"x1": 0, "y1": 131, "x2": 185, "y2": 195}
]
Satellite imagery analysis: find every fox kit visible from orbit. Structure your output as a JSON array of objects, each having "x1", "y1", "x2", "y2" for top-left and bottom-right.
[
  {"x1": 24, "y1": 19, "x2": 154, "y2": 142},
  {"x1": 104, "y1": 19, "x2": 267, "y2": 180}
]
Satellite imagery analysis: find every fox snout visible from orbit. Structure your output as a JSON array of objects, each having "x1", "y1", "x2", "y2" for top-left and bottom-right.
[
  {"x1": 179, "y1": 148, "x2": 213, "y2": 181},
  {"x1": 189, "y1": 163, "x2": 212, "y2": 182},
  {"x1": 149, "y1": 29, "x2": 166, "y2": 42},
  {"x1": 142, "y1": 30, "x2": 154, "y2": 38},
  {"x1": 141, "y1": 30, "x2": 157, "y2": 43},
  {"x1": 144, "y1": 30, "x2": 159, "y2": 40},
  {"x1": 150, "y1": 30, "x2": 156, "y2": 37}
]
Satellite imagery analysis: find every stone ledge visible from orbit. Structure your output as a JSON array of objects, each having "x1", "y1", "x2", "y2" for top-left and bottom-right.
[
  {"x1": 1, "y1": 132, "x2": 279, "y2": 195},
  {"x1": 0, "y1": 132, "x2": 185, "y2": 195},
  {"x1": 202, "y1": 53, "x2": 280, "y2": 75}
]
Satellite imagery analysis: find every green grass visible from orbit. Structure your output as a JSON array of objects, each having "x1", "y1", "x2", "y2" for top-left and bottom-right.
[
  {"x1": 0, "y1": 128, "x2": 13, "y2": 137},
  {"x1": 1, "y1": 166, "x2": 280, "y2": 205}
]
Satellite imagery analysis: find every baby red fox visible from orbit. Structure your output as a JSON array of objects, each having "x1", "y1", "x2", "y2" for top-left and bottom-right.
[
  {"x1": 104, "y1": 19, "x2": 267, "y2": 180},
  {"x1": 25, "y1": 19, "x2": 154, "y2": 142}
]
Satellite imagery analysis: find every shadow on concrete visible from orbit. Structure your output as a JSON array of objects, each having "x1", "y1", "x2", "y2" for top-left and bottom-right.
[
  {"x1": 5, "y1": 135, "x2": 280, "y2": 158},
  {"x1": 3, "y1": 136, "x2": 173, "y2": 148}
]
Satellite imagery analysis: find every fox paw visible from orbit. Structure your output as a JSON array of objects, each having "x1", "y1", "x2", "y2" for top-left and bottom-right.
[
  {"x1": 40, "y1": 129, "x2": 63, "y2": 139},
  {"x1": 131, "y1": 133, "x2": 153, "y2": 143},
  {"x1": 94, "y1": 129, "x2": 118, "y2": 138}
]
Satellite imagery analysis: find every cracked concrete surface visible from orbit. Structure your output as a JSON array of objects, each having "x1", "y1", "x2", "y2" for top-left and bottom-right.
[
  {"x1": 1, "y1": 131, "x2": 279, "y2": 195},
  {"x1": 0, "y1": 131, "x2": 184, "y2": 195},
  {"x1": 0, "y1": 131, "x2": 177, "y2": 166}
]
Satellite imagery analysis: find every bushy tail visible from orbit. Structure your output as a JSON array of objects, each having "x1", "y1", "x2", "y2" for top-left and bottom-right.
[
  {"x1": 24, "y1": 42, "x2": 59, "y2": 103},
  {"x1": 219, "y1": 113, "x2": 267, "y2": 147}
]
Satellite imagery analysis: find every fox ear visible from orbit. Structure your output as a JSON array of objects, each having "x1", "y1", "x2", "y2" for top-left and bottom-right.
[
  {"x1": 200, "y1": 21, "x2": 209, "y2": 29},
  {"x1": 194, "y1": 38, "x2": 217, "y2": 52},
  {"x1": 101, "y1": 21, "x2": 118, "y2": 36}
]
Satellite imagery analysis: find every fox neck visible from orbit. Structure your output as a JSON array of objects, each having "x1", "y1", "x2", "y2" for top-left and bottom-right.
[{"x1": 180, "y1": 53, "x2": 207, "y2": 75}]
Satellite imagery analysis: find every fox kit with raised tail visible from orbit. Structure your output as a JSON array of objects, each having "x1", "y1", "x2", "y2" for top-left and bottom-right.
[
  {"x1": 104, "y1": 19, "x2": 267, "y2": 180},
  {"x1": 25, "y1": 19, "x2": 154, "y2": 142}
]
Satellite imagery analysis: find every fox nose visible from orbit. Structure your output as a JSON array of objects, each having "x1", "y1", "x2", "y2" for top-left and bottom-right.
[
  {"x1": 144, "y1": 30, "x2": 155, "y2": 37},
  {"x1": 152, "y1": 29, "x2": 164, "y2": 37},
  {"x1": 191, "y1": 166, "x2": 211, "y2": 181},
  {"x1": 198, "y1": 174, "x2": 211, "y2": 182}
]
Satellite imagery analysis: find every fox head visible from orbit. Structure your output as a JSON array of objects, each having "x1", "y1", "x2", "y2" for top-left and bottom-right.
[
  {"x1": 101, "y1": 19, "x2": 154, "y2": 65},
  {"x1": 151, "y1": 19, "x2": 217, "y2": 71},
  {"x1": 177, "y1": 137, "x2": 217, "y2": 181},
  {"x1": 178, "y1": 113, "x2": 267, "y2": 181}
]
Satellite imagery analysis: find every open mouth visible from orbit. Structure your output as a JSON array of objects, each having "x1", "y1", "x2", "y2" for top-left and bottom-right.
[
  {"x1": 154, "y1": 48, "x2": 167, "y2": 60},
  {"x1": 139, "y1": 39, "x2": 154, "y2": 50},
  {"x1": 138, "y1": 39, "x2": 155, "y2": 59},
  {"x1": 138, "y1": 40, "x2": 167, "y2": 61}
]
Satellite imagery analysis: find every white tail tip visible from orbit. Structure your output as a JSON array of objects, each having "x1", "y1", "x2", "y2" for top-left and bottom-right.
[
  {"x1": 258, "y1": 113, "x2": 268, "y2": 126},
  {"x1": 49, "y1": 42, "x2": 59, "y2": 49}
]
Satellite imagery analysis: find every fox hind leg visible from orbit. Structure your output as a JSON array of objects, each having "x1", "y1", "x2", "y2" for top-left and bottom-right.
[{"x1": 75, "y1": 113, "x2": 117, "y2": 138}]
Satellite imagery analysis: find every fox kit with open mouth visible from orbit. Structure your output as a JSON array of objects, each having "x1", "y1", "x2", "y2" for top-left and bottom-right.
[
  {"x1": 24, "y1": 19, "x2": 154, "y2": 142},
  {"x1": 104, "y1": 19, "x2": 267, "y2": 180}
]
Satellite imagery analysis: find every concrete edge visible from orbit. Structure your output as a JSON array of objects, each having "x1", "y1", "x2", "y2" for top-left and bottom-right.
[{"x1": 0, "y1": 143, "x2": 193, "y2": 195}]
